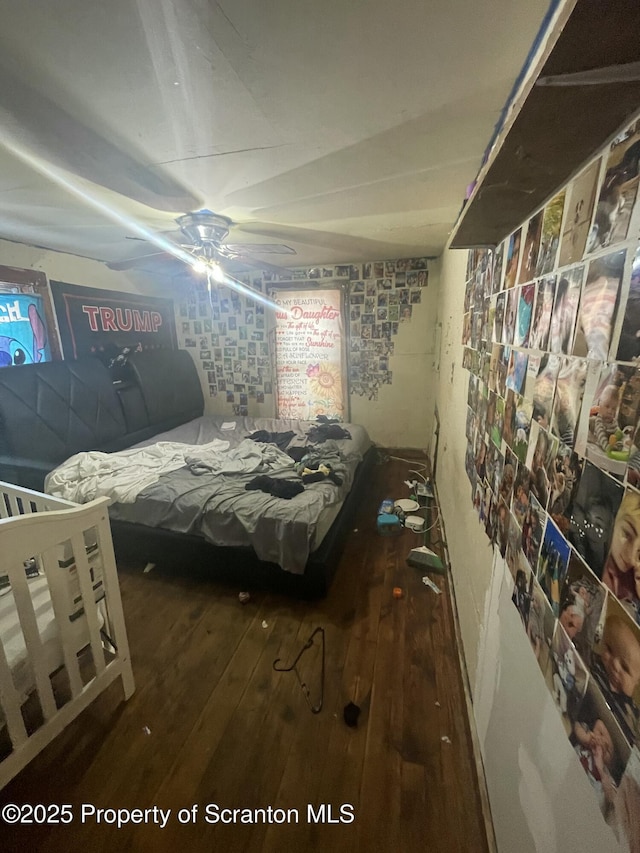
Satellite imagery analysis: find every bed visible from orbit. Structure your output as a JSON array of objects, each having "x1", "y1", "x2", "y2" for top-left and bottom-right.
[
  {"x1": 0, "y1": 480, "x2": 134, "y2": 789},
  {"x1": 0, "y1": 349, "x2": 375, "y2": 596}
]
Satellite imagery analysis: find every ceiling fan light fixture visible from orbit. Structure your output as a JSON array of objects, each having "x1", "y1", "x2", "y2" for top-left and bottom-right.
[
  {"x1": 191, "y1": 258, "x2": 208, "y2": 274},
  {"x1": 210, "y1": 262, "x2": 225, "y2": 283},
  {"x1": 176, "y1": 211, "x2": 232, "y2": 246}
]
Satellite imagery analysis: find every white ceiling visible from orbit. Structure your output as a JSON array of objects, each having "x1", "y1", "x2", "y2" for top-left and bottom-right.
[{"x1": 0, "y1": 0, "x2": 552, "y2": 274}]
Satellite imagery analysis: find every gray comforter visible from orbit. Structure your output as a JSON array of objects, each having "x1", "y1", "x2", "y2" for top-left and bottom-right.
[{"x1": 107, "y1": 416, "x2": 371, "y2": 574}]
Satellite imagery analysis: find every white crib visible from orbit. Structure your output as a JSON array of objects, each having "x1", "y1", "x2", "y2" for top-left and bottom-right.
[{"x1": 0, "y1": 480, "x2": 134, "y2": 789}]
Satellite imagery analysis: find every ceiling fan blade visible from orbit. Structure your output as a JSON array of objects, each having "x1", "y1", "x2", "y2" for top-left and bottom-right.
[
  {"x1": 536, "y1": 61, "x2": 640, "y2": 87},
  {"x1": 107, "y1": 251, "x2": 172, "y2": 271},
  {"x1": 223, "y1": 253, "x2": 295, "y2": 277},
  {"x1": 234, "y1": 220, "x2": 388, "y2": 255},
  {"x1": 226, "y1": 243, "x2": 296, "y2": 255},
  {"x1": 0, "y1": 60, "x2": 201, "y2": 212}
]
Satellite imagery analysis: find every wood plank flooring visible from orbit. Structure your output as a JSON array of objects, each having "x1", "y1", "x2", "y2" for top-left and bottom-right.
[{"x1": 1, "y1": 454, "x2": 490, "y2": 853}]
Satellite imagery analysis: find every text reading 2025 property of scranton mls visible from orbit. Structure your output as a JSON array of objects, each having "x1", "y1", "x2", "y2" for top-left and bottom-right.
[{"x1": 0, "y1": 803, "x2": 356, "y2": 829}]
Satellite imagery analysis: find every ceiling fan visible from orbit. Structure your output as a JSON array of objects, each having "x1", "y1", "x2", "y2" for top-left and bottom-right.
[
  {"x1": 106, "y1": 210, "x2": 297, "y2": 275},
  {"x1": 536, "y1": 61, "x2": 640, "y2": 87}
]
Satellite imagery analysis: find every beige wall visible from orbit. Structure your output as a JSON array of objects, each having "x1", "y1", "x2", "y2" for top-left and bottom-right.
[
  {"x1": 349, "y1": 276, "x2": 438, "y2": 449},
  {"x1": 433, "y1": 248, "x2": 621, "y2": 853},
  {"x1": 431, "y1": 249, "x2": 493, "y2": 687}
]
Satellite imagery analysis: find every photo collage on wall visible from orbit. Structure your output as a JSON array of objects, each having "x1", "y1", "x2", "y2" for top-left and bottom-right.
[
  {"x1": 176, "y1": 277, "x2": 270, "y2": 417},
  {"x1": 176, "y1": 256, "x2": 429, "y2": 412},
  {"x1": 343, "y1": 257, "x2": 429, "y2": 401},
  {"x1": 462, "y1": 116, "x2": 640, "y2": 845}
]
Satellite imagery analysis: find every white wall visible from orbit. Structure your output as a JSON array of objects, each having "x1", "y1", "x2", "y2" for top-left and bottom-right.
[
  {"x1": 433, "y1": 248, "x2": 621, "y2": 853},
  {"x1": 0, "y1": 238, "x2": 170, "y2": 296}
]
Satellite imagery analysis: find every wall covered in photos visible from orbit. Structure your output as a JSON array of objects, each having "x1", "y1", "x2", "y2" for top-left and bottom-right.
[
  {"x1": 175, "y1": 255, "x2": 438, "y2": 447},
  {"x1": 450, "y1": 115, "x2": 640, "y2": 852}
]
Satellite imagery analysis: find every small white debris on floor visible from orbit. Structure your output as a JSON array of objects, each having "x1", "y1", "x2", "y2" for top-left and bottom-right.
[
  {"x1": 441, "y1": 735, "x2": 451, "y2": 744},
  {"x1": 143, "y1": 562, "x2": 155, "y2": 573},
  {"x1": 261, "y1": 620, "x2": 269, "y2": 629},
  {"x1": 422, "y1": 576, "x2": 442, "y2": 595},
  {"x1": 142, "y1": 726, "x2": 151, "y2": 735}
]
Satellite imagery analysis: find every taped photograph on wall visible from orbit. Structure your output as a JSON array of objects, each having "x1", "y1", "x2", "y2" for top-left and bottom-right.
[
  {"x1": 573, "y1": 250, "x2": 626, "y2": 362},
  {"x1": 587, "y1": 119, "x2": 640, "y2": 254},
  {"x1": 617, "y1": 246, "x2": 640, "y2": 362},
  {"x1": 570, "y1": 679, "x2": 631, "y2": 821},
  {"x1": 589, "y1": 594, "x2": 640, "y2": 749},
  {"x1": 559, "y1": 159, "x2": 601, "y2": 267},
  {"x1": 536, "y1": 190, "x2": 565, "y2": 277},
  {"x1": 559, "y1": 551, "x2": 606, "y2": 662}
]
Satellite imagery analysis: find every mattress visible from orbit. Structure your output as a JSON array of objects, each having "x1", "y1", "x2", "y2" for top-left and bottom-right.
[
  {"x1": 107, "y1": 416, "x2": 372, "y2": 575},
  {"x1": 1, "y1": 577, "x2": 64, "y2": 701}
]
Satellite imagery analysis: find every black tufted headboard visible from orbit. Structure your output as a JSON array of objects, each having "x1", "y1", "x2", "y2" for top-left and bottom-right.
[
  {"x1": 0, "y1": 349, "x2": 204, "y2": 490},
  {"x1": 126, "y1": 349, "x2": 204, "y2": 437}
]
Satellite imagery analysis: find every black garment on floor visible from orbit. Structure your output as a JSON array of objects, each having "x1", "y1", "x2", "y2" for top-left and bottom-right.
[
  {"x1": 247, "y1": 429, "x2": 296, "y2": 451},
  {"x1": 306, "y1": 423, "x2": 351, "y2": 443},
  {"x1": 343, "y1": 701, "x2": 361, "y2": 728},
  {"x1": 245, "y1": 475, "x2": 304, "y2": 499}
]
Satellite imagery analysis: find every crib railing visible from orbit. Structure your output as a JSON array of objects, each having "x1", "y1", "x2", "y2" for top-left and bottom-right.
[{"x1": 0, "y1": 480, "x2": 134, "y2": 789}]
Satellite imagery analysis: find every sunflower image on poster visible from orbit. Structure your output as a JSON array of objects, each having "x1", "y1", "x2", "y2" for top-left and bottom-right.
[{"x1": 306, "y1": 362, "x2": 344, "y2": 417}]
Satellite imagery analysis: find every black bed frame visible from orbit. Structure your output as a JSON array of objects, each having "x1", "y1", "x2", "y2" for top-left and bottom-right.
[{"x1": 0, "y1": 349, "x2": 374, "y2": 597}]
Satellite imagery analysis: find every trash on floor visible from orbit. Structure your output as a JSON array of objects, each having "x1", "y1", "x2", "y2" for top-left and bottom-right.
[
  {"x1": 422, "y1": 576, "x2": 442, "y2": 595},
  {"x1": 262, "y1": 620, "x2": 269, "y2": 628},
  {"x1": 343, "y1": 701, "x2": 361, "y2": 728},
  {"x1": 441, "y1": 735, "x2": 451, "y2": 744},
  {"x1": 273, "y1": 627, "x2": 325, "y2": 714},
  {"x1": 239, "y1": 591, "x2": 251, "y2": 604},
  {"x1": 393, "y1": 587, "x2": 403, "y2": 599},
  {"x1": 407, "y1": 546, "x2": 445, "y2": 573},
  {"x1": 142, "y1": 726, "x2": 151, "y2": 735}
]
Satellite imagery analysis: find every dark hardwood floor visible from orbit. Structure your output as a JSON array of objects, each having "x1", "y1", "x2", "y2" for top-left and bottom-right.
[{"x1": 1, "y1": 454, "x2": 491, "y2": 853}]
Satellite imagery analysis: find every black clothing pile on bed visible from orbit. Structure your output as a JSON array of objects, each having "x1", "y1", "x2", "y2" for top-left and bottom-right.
[
  {"x1": 245, "y1": 427, "x2": 350, "y2": 497},
  {"x1": 245, "y1": 475, "x2": 304, "y2": 499}
]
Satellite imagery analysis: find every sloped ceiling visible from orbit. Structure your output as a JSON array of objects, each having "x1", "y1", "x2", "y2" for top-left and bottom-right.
[{"x1": 0, "y1": 0, "x2": 553, "y2": 272}]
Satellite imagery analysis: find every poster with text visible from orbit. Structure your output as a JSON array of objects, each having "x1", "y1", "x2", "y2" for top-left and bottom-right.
[
  {"x1": 50, "y1": 281, "x2": 177, "y2": 369},
  {"x1": 272, "y1": 287, "x2": 347, "y2": 420}
]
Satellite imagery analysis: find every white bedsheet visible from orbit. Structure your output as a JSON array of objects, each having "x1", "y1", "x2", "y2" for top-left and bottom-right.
[
  {"x1": 44, "y1": 438, "x2": 220, "y2": 503},
  {"x1": 44, "y1": 438, "x2": 296, "y2": 505}
]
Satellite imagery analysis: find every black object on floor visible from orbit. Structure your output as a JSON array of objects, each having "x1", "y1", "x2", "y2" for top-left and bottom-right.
[{"x1": 343, "y1": 701, "x2": 361, "y2": 727}]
